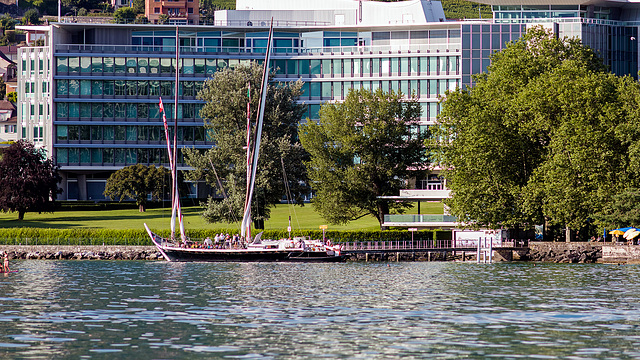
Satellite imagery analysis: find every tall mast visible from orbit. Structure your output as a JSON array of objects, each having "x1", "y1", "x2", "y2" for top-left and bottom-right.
[
  {"x1": 174, "y1": 25, "x2": 179, "y2": 186},
  {"x1": 168, "y1": 25, "x2": 186, "y2": 242},
  {"x1": 241, "y1": 19, "x2": 274, "y2": 240}
]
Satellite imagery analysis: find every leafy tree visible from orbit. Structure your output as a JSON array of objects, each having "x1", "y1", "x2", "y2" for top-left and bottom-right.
[
  {"x1": 134, "y1": 15, "x2": 149, "y2": 24},
  {"x1": 0, "y1": 14, "x2": 16, "y2": 31},
  {"x1": 432, "y1": 26, "x2": 630, "y2": 239},
  {"x1": 133, "y1": 0, "x2": 145, "y2": 14},
  {"x1": 21, "y1": 8, "x2": 41, "y2": 25},
  {"x1": 104, "y1": 164, "x2": 171, "y2": 212},
  {"x1": 299, "y1": 88, "x2": 426, "y2": 228},
  {"x1": 440, "y1": 0, "x2": 491, "y2": 19},
  {"x1": 0, "y1": 30, "x2": 16, "y2": 46},
  {"x1": 19, "y1": 1, "x2": 56, "y2": 15},
  {"x1": 0, "y1": 140, "x2": 61, "y2": 220},
  {"x1": 184, "y1": 62, "x2": 308, "y2": 228},
  {"x1": 6, "y1": 92, "x2": 16, "y2": 103},
  {"x1": 517, "y1": 68, "x2": 629, "y2": 232},
  {"x1": 200, "y1": 0, "x2": 236, "y2": 12},
  {"x1": 61, "y1": 0, "x2": 101, "y2": 9},
  {"x1": 598, "y1": 187, "x2": 640, "y2": 229},
  {"x1": 158, "y1": 14, "x2": 170, "y2": 24},
  {"x1": 113, "y1": 7, "x2": 136, "y2": 23}
]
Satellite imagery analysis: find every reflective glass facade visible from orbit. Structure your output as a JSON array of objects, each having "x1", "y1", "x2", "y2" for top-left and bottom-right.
[{"x1": 17, "y1": 1, "x2": 640, "y2": 200}]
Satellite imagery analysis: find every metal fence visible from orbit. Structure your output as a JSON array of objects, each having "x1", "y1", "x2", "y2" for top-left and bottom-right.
[{"x1": 341, "y1": 239, "x2": 453, "y2": 251}]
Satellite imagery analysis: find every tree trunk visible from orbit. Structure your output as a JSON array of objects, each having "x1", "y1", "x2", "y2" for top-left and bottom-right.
[
  {"x1": 253, "y1": 219, "x2": 264, "y2": 230},
  {"x1": 377, "y1": 202, "x2": 389, "y2": 230},
  {"x1": 565, "y1": 225, "x2": 572, "y2": 242},
  {"x1": 139, "y1": 204, "x2": 145, "y2": 212},
  {"x1": 18, "y1": 210, "x2": 24, "y2": 220}
]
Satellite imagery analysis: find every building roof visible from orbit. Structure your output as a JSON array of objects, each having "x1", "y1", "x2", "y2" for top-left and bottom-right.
[
  {"x1": 220, "y1": 0, "x2": 446, "y2": 26},
  {"x1": 0, "y1": 46, "x2": 18, "y2": 56},
  {"x1": 0, "y1": 100, "x2": 16, "y2": 111},
  {"x1": 475, "y1": 0, "x2": 640, "y2": 6}
]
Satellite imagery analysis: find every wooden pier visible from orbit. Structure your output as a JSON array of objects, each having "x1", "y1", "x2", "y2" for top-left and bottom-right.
[{"x1": 339, "y1": 240, "x2": 527, "y2": 262}]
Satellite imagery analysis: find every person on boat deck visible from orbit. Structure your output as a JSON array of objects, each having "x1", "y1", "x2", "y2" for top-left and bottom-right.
[
  {"x1": 3, "y1": 252, "x2": 10, "y2": 273},
  {"x1": 204, "y1": 237, "x2": 213, "y2": 248}
]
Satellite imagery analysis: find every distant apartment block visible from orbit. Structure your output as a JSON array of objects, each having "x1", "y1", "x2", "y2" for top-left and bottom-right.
[
  {"x1": 111, "y1": 0, "x2": 129, "y2": 10},
  {"x1": 145, "y1": 0, "x2": 200, "y2": 25}
]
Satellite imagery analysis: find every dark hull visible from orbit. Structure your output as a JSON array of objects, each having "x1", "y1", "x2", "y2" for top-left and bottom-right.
[
  {"x1": 145, "y1": 224, "x2": 344, "y2": 263},
  {"x1": 162, "y1": 248, "x2": 345, "y2": 263}
]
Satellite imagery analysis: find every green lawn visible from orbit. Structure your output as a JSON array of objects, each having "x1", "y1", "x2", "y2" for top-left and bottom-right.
[{"x1": 0, "y1": 201, "x2": 444, "y2": 231}]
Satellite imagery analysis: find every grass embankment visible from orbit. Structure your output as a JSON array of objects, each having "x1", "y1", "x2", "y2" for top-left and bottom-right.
[{"x1": 0, "y1": 202, "x2": 444, "y2": 231}]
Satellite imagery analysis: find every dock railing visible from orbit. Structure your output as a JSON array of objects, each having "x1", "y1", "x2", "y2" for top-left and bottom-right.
[
  {"x1": 341, "y1": 239, "x2": 453, "y2": 251},
  {"x1": 340, "y1": 239, "x2": 527, "y2": 251}
]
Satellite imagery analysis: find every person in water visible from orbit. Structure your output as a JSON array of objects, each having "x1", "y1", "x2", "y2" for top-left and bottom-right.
[{"x1": 3, "y1": 252, "x2": 9, "y2": 273}]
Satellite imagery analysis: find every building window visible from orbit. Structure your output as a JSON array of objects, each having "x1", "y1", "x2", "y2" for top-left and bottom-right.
[
  {"x1": 188, "y1": 7, "x2": 193, "y2": 14},
  {"x1": 154, "y1": 8, "x2": 160, "y2": 14}
]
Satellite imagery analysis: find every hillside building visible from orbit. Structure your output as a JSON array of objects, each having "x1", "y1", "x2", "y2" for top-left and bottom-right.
[{"x1": 145, "y1": 0, "x2": 200, "y2": 25}]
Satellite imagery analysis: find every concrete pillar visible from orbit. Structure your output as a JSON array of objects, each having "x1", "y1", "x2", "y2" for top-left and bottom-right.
[{"x1": 77, "y1": 174, "x2": 87, "y2": 201}]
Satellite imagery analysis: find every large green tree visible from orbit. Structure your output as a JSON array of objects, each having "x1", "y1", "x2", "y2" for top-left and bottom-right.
[
  {"x1": 21, "y1": 8, "x2": 41, "y2": 25},
  {"x1": 0, "y1": 14, "x2": 16, "y2": 31},
  {"x1": 184, "y1": 62, "x2": 308, "y2": 228},
  {"x1": 432, "y1": 26, "x2": 635, "y2": 238},
  {"x1": 113, "y1": 7, "x2": 137, "y2": 23},
  {"x1": 0, "y1": 140, "x2": 61, "y2": 220},
  {"x1": 104, "y1": 164, "x2": 171, "y2": 212},
  {"x1": 19, "y1": 1, "x2": 56, "y2": 15},
  {"x1": 299, "y1": 88, "x2": 426, "y2": 228}
]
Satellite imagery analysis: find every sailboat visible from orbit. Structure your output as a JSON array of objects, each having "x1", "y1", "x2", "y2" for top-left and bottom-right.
[{"x1": 144, "y1": 23, "x2": 344, "y2": 263}]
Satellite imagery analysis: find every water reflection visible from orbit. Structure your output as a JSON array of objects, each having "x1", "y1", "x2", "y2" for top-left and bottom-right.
[{"x1": 0, "y1": 261, "x2": 639, "y2": 358}]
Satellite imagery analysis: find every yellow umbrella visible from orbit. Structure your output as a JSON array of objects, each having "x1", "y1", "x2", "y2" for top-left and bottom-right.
[{"x1": 610, "y1": 230, "x2": 625, "y2": 235}]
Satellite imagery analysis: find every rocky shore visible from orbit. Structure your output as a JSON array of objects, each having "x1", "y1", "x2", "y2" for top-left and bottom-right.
[
  {"x1": 0, "y1": 245, "x2": 163, "y2": 261},
  {"x1": 522, "y1": 242, "x2": 602, "y2": 263}
]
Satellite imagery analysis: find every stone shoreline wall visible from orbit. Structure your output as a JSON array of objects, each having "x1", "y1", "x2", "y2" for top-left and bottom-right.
[
  {"x1": 602, "y1": 244, "x2": 640, "y2": 264},
  {"x1": 0, "y1": 245, "x2": 163, "y2": 261},
  {"x1": 521, "y1": 242, "x2": 602, "y2": 263}
]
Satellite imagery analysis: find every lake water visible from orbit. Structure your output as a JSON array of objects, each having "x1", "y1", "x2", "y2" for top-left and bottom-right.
[{"x1": 1, "y1": 261, "x2": 640, "y2": 359}]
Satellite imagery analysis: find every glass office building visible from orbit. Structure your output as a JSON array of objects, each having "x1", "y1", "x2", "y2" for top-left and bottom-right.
[{"x1": 16, "y1": 0, "x2": 640, "y2": 201}]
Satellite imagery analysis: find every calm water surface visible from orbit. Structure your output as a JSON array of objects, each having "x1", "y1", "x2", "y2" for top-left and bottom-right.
[{"x1": 0, "y1": 261, "x2": 639, "y2": 359}]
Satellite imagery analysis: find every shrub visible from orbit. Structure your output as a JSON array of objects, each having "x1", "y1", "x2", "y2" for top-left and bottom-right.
[{"x1": 0, "y1": 228, "x2": 451, "y2": 246}]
